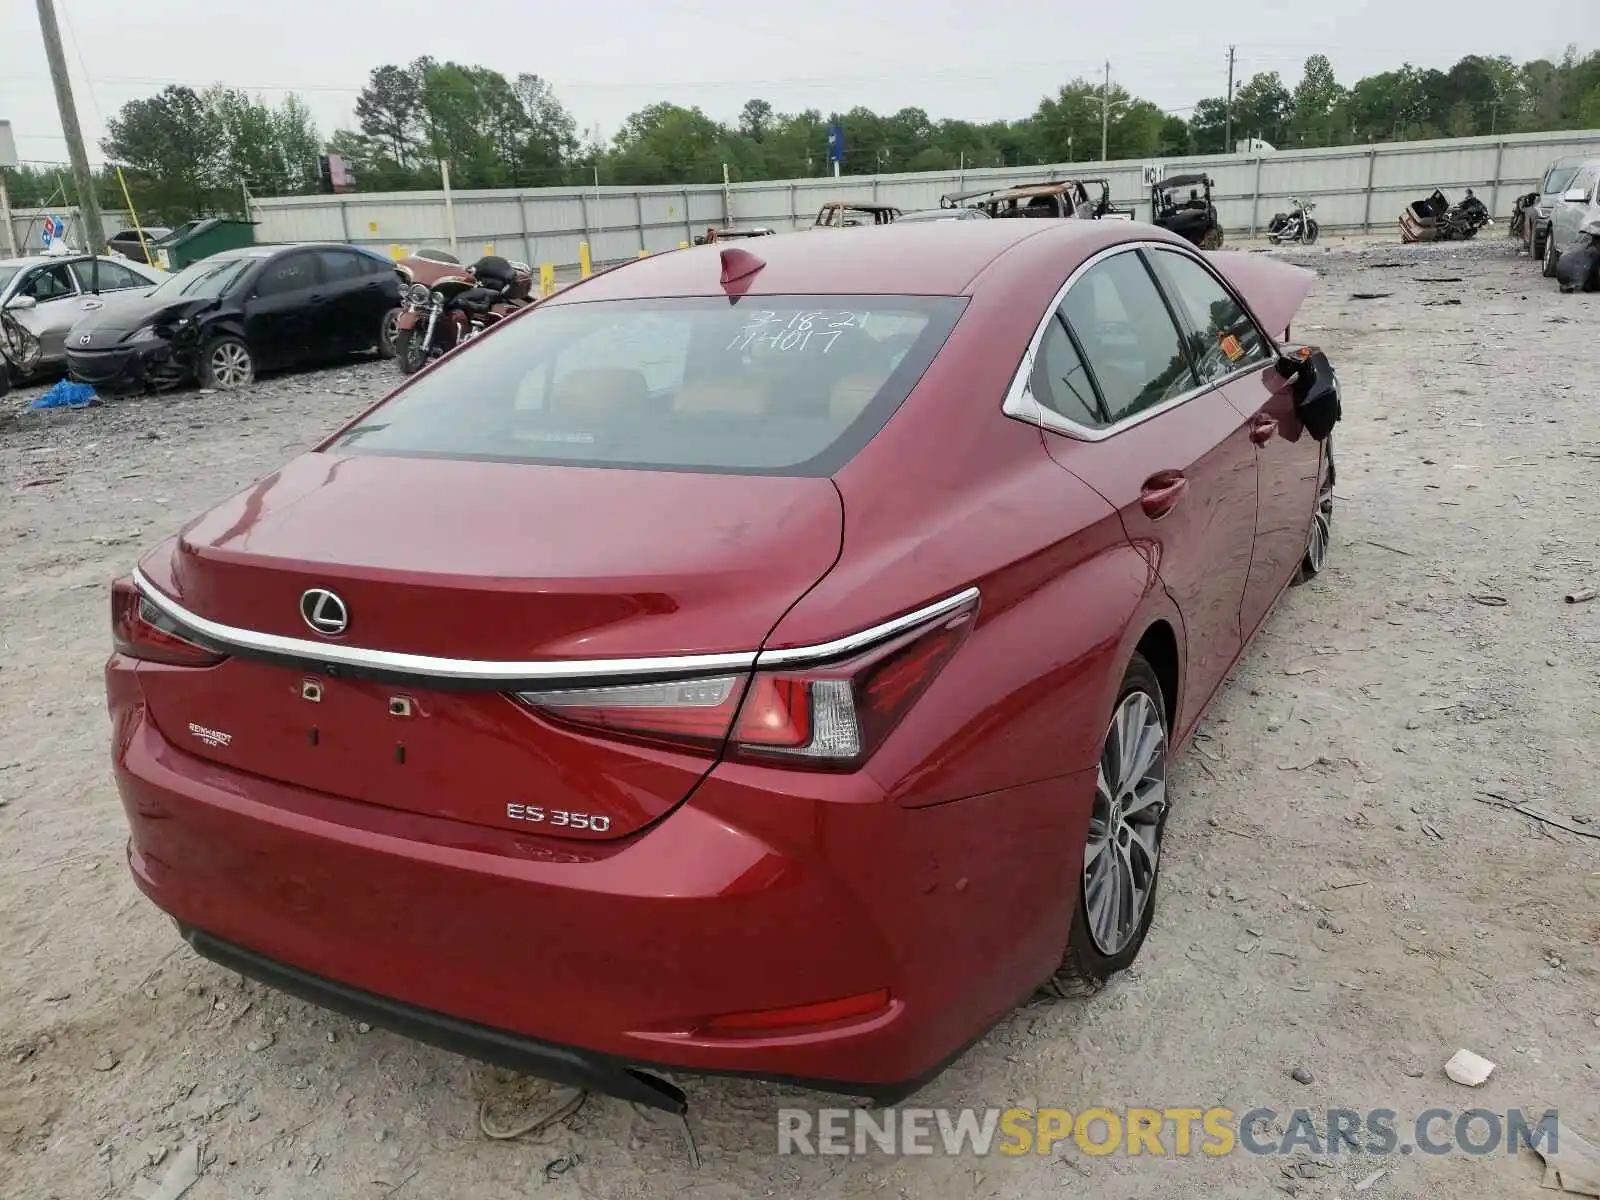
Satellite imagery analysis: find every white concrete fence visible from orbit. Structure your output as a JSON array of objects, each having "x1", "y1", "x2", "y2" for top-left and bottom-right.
[{"x1": 10, "y1": 128, "x2": 1599, "y2": 272}]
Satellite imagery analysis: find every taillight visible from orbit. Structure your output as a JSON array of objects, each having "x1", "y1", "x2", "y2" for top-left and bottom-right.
[
  {"x1": 111, "y1": 578, "x2": 225, "y2": 667},
  {"x1": 517, "y1": 594, "x2": 977, "y2": 769}
]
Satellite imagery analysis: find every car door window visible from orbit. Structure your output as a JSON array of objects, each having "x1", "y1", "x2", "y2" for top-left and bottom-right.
[
  {"x1": 71, "y1": 260, "x2": 149, "y2": 292},
  {"x1": 1030, "y1": 315, "x2": 1106, "y2": 428},
  {"x1": 20, "y1": 263, "x2": 77, "y2": 302},
  {"x1": 255, "y1": 253, "x2": 318, "y2": 297},
  {"x1": 316, "y1": 250, "x2": 369, "y2": 284},
  {"x1": 1147, "y1": 249, "x2": 1271, "y2": 386},
  {"x1": 1059, "y1": 251, "x2": 1197, "y2": 424}
]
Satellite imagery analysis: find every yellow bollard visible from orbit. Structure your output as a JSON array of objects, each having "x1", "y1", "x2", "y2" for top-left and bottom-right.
[
  {"x1": 539, "y1": 263, "x2": 555, "y2": 298},
  {"x1": 678, "y1": 240, "x2": 689, "y2": 250},
  {"x1": 578, "y1": 242, "x2": 592, "y2": 278},
  {"x1": 390, "y1": 244, "x2": 406, "y2": 260},
  {"x1": 638, "y1": 249, "x2": 650, "y2": 258}
]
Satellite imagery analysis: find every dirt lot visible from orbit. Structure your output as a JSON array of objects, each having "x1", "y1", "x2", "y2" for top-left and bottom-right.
[{"x1": 1, "y1": 237, "x2": 1596, "y2": 1200}]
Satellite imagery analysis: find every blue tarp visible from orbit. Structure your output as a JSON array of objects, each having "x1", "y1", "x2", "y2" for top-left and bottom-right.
[{"x1": 30, "y1": 380, "x2": 98, "y2": 409}]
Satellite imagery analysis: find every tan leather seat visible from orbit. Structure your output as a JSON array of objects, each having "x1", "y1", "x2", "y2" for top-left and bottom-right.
[
  {"x1": 548, "y1": 369, "x2": 649, "y2": 416},
  {"x1": 673, "y1": 376, "x2": 767, "y2": 416}
]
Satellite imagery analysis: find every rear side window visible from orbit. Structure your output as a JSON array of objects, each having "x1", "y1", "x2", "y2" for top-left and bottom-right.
[
  {"x1": 1031, "y1": 316, "x2": 1104, "y2": 427},
  {"x1": 1059, "y1": 252, "x2": 1196, "y2": 424},
  {"x1": 1147, "y1": 249, "x2": 1271, "y2": 384},
  {"x1": 333, "y1": 295, "x2": 966, "y2": 475},
  {"x1": 256, "y1": 253, "x2": 317, "y2": 297}
]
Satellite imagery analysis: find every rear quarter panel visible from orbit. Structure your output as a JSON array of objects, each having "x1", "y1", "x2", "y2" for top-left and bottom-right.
[{"x1": 769, "y1": 243, "x2": 1188, "y2": 807}]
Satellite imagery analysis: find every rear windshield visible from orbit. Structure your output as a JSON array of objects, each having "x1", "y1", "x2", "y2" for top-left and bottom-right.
[{"x1": 332, "y1": 294, "x2": 966, "y2": 475}]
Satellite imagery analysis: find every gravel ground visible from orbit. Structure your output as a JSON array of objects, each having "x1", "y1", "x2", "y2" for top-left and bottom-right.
[{"x1": 1, "y1": 236, "x2": 1597, "y2": 1200}]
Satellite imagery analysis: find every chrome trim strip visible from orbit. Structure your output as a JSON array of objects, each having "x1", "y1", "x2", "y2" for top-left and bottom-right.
[
  {"x1": 1000, "y1": 239, "x2": 1274, "y2": 444},
  {"x1": 755, "y1": 586, "x2": 981, "y2": 667},
  {"x1": 131, "y1": 568, "x2": 757, "y2": 683},
  {"x1": 131, "y1": 570, "x2": 980, "y2": 684}
]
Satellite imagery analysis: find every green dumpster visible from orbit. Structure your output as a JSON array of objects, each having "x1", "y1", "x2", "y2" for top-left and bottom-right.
[{"x1": 151, "y1": 218, "x2": 258, "y2": 271}]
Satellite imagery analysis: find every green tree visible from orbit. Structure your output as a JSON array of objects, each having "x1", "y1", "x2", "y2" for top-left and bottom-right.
[
  {"x1": 1233, "y1": 72, "x2": 1292, "y2": 145},
  {"x1": 101, "y1": 85, "x2": 224, "y2": 220},
  {"x1": 1290, "y1": 54, "x2": 1346, "y2": 145}
]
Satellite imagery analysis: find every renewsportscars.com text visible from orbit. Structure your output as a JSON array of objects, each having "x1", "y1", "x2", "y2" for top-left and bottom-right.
[{"x1": 776, "y1": 1106, "x2": 1560, "y2": 1158}]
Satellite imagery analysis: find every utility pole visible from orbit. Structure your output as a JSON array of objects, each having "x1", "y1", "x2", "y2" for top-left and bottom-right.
[
  {"x1": 35, "y1": 0, "x2": 104, "y2": 254},
  {"x1": 1100, "y1": 61, "x2": 1113, "y2": 165},
  {"x1": 1224, "y1": 45, "x2": 1237, "y2": 156}
]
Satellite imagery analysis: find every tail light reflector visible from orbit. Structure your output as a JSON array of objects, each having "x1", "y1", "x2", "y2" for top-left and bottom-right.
[
  {"x1": 518, "y1": 593, "x2": 978, "y2": 769},
  {"x1": 111, "y1": 578, "x2": 225, "y2": 667},
  {"x1": 698, "y1": 988, "x2": 892, "y2": 1034}
]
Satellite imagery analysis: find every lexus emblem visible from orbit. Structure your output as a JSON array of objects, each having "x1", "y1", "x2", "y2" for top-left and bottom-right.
[
  {"x1": 78, "y1": 333, "x2": 91, "y2": 345},
  {"x1": 299, "y1": 589, "x2": 349, "y2": 636}
]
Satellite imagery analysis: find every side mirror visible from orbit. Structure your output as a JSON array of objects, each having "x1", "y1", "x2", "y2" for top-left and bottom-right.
[
  {"x1": 1284, "y1": 348, "x2": 1340, "y2": 442},
  {"x1": 5, "y1": 294, "x2": 37, "y2": 311},
  {"x1": 1563, "y1": 187, "x2": 1589, "y2": 203}
]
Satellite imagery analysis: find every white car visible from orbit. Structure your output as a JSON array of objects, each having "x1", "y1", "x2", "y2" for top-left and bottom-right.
[{"x1": 0, "y1": 254, "x2": 163, "y2": 380}]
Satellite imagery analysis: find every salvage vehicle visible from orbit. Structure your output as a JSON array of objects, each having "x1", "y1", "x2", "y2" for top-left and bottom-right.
[
  {"x1": 940, "y1": 178, "x2": 1129, "y2": 221},
  {"x1": 1266, "y1": 199, "x2": 1318, "y2": 246},
  {"x1": 897, "y1": 206, "x2": 992, "y2": 222},
  {"x1": 0, "y1": 253, "x2": 162, "y2": 381},
  {"x1": 1542, "y1": 161, "x2": 1600, "y2": 280},
  {"x1": 1150, "y1": 173, "x2": 1224, "y2": 249},
  {"x1": 106, "y1": 227, "x2": 173, "y2": 266},
  {"x1": 1522, "y1": 156, "x2": 1589, "y2": 262},
  {"x1": 394, "y1": 253, "x2": 534, "y2": 375},
  {"x1": 106, "y1": 221, "x2": 1339, "y2": 1117},
  {"x1": 67, "y1": 244, "x2": 402, "y2": 394},
  {"x1": 1399, "y1": 188, "x2": 1492, "y2": 243},
  {"x1": 693, "y1": 226, "x2": 777, "y2": 244},
  {"x1": 813, "y1": 201, "x2": 902, "y2": 228}
]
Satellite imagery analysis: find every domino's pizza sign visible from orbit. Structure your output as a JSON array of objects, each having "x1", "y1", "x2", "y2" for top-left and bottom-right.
[{"x1": 40, "y1": 215, "x2": 65, "y2": 248}]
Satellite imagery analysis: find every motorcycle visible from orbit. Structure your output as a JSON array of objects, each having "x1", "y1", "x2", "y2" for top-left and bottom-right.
[
  {"x1": 1439, "y1": 188, "x2": 1493, "y2": 240},
  {"x1": 1400, "y1": 188, "x2": 1493, "y2": 243},
  {"x1": 1267, "y1": 199, "x2": 1319, "y2": 245},
  {"x1": 393, "y1": 253, "x2": 534, "y2": 376}
]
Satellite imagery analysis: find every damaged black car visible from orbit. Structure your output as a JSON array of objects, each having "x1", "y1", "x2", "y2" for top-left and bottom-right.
[{"x1": 66, "y1": 243, "x2": 401, "y2": 394}]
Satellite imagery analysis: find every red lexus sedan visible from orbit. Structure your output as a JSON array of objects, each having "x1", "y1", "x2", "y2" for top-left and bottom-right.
[{"x1": 107, "y1": 220, "x2": 1339, "y2": 1114}]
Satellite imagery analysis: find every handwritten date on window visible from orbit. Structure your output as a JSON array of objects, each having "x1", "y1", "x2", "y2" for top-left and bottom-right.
[{"x1": 726, "y1": 310, "x2": 870, "y2": 355}]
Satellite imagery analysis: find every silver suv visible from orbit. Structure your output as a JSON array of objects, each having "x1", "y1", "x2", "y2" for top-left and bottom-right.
[
  {"x1": 1542, "y1": 159, "x2": 1600, "y2": 278},
  {"x1": 1526, "y1": 156, "x2": 1588, "y2": 262}
]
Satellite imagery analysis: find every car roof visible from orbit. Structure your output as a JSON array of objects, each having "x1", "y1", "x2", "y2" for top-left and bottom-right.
[
  {"x1": 1158, "y1": 174, "x2": 1211, "y2": 187},
  {"x1": 551, "y1": 220, "x2": 1177, "y2": 301}
]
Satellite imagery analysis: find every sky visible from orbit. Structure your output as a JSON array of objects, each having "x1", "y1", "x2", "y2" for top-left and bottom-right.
[{"x1": 2, "y1": 0, "x2": 1597, "y2": 170}]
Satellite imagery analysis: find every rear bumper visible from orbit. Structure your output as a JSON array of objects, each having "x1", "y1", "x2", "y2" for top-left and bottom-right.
[{"x1": 110, "y1": 664, "x2": 1090, "y2": 1106}]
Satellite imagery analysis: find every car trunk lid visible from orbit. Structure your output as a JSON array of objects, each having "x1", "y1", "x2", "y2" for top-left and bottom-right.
[{"x1": 134, "y1": 452, "x2": 843, "y2": 838}]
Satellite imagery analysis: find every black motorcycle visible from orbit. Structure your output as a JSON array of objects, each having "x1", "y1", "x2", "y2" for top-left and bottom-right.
[
  {"x1": 1267, "y1": 198, "x2": 1319, "y2": 245},
  {"x1": 1439, "y1": 189, "x2": 1493, "y2": 241}
]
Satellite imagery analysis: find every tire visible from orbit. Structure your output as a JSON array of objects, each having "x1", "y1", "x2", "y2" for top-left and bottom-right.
[
  {"x1": 197, "y1": 336, "x2": 254, "y2": 390},
  {"x1": 1294, "y1": 439, "x2": 1335, "y2": 584},
  {"x1": 395, "y1": 328, "x2": 429, "y2": 376},
  {"x1": 1199, "y1": 226, "x2": 1223, "y2": 250},
  {"x1": 1543, "y1": 233, "x2": 1561, "y2": 279},
  {"x1": 1304, "y1": 218, "x2": 1320, "y2": 245},
  {"x1": 376, "y1": 307, "x2": 401, "y2": 359},
  {"x1": 1531, "y1": 225, "x2": 1546, "y2": 263},
  {"x1": 1042, "y1": 654, "x2": 1171, "y2": 998}
]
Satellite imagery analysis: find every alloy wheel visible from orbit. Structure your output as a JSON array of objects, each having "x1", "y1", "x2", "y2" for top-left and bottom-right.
[
  {"x1": 1307, "y1": 479, "x2": 1334, "y2": 575},
  {"x1": 210, "y1": 343, "x2": 252, "y2": 389},
  {"x1": 1083, "y1": 690, "x2": 1168, "y2": 957},
  {"x1": 381, "y1": 309, "x2": 399, "y2": 353}
]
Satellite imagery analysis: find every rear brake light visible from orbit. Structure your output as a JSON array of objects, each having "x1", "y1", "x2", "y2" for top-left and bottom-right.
[
  {"x1": 111, "y1": 578, "x2": 225, "y2": 667},
  {"x1": 516, "y1": 593, "x2": 978, "y2": 768}
]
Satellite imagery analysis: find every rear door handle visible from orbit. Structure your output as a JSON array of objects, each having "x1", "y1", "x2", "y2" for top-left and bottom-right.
[
  {"x1": 1139, "y1": 471, "x2": 1188, "y2": 519},
  {"x1": 81, "y1": 299, "x2": 103, "y2": 310},
  {"x1": 1250, "y1": 416, "x2": 1278, "y2": 444}
]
